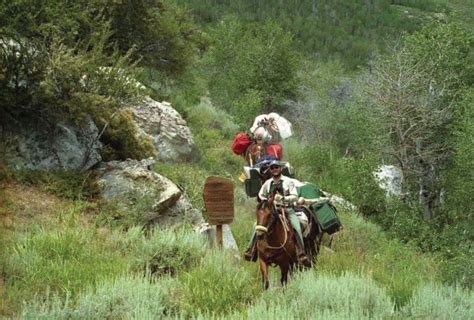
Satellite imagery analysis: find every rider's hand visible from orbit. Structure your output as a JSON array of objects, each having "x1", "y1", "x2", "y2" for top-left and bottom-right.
[{"x1": 275, "y1": 194, "x2": 284, "y2": 202}]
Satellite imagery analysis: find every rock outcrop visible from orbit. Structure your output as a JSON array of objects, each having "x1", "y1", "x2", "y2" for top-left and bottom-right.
[
  {"x1": 128, "y1": 96, "x2": 198, "y2": 163},
  {"x1": 3, "y1": 115, "x2": 101, "y2": 171},
  {"x1": 95, "y1": 158, "x2": 182, "y2": 222}
]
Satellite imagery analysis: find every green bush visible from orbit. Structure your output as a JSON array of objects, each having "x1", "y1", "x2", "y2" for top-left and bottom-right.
[
  {"x1": 204, "y1": 17, "x2": 300, "y2": 128},
  {"x1": 10, "y1": 169, "x2": 98, "y2": 200},
  {"x1": 20, "y1": 274, "x2": 177, "y2": 319},
  {"x1": 96, "y1": 185, "x2": 161, "y2": 229},
  {"x1": 400, "y1": 283, "x2": 474, "y2": 319},
  {"x1": 317, "y1": 209, "x2": 439, "y2": 307},
  {"x1": 124, "y1": 226, "x2": 207, "y2": 276},
  {"x1": 3, "y1": 225, "x2": 128, "y2": 309},
  {"x1": 229, "y1": 272, "x2": 394, "y2": 319},
  {"x1": 100, "y1": 109, "x2": 157, "y2": 161},
  {"x1": 176, "y1": 251, "x2": 260, "y2": 316}
]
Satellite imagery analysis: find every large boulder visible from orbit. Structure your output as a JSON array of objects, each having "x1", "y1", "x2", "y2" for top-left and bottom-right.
[
  {"x1": 3, "y1": 115, "x2": 101, "y2": 171},
  {"x1": 95, "y1": 158, "x2": 182, "y2": 222},
  {"x1": 128, "y1": 96, "x2": 198, "y2": 162}
]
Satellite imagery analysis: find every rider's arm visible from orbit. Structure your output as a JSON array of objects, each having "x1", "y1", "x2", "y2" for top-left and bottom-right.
[
  {"x1": 284, "y1": 179, "x2": 298, "y2": 203},
  {"x1": 258, "y1": 180, "x2": 270, "y2": 201}
]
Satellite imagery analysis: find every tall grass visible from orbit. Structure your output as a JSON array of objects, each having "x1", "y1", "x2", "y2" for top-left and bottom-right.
[
  {"x1": 400, "y1": 283, "x2": 474, "y2": 319},
  {"x1": 3, "y1": 225, "x2": 128, "y2": 310},
  {"x1": 198, "y1": 272, "x2": 395, "y2": 319},
  {"x1": 176, "y1": 251, "x2": 261, "y2": 317},
  {"x1": 124, "y1": 226, "x2": 208, "y2": 275},
  {"x1": 316, "y1": 209, "x2": 439, "y2": 307},
  {"x1": 20, "y1": 274, "x2": 177, "y2": 319}
]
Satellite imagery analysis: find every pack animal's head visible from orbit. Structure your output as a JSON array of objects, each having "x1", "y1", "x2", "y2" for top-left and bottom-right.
[{"x1": 255, "y1": 195, "x2": 276, "y2": 239}]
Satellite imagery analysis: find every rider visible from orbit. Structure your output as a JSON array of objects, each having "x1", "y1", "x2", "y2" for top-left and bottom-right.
[{"x1": 244, "y1": 160, "x2": 311, "y2": 267}]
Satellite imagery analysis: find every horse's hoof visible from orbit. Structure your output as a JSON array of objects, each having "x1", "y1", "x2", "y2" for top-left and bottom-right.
[{"x1": 298, "y1": 255, "x2": 312, "y2": 267}]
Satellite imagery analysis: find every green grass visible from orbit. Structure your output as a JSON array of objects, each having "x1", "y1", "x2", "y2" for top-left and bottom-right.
[
  {"x1": 10, "y1": 169, "x2": 98, "y2": 201},
  {"x1": 316, "y1": 209, "x2": 439, "y2": 308},
  {"x1": 175, "y1": 251, "x2": 261, "y2": 317},
  {"x1": 400, "y1": 283, "x2": 474, "y2": 319},
  {"x1": 19, "y1": 274, "x2": 177, "y2": 319},
  {"x1": 3, "y1": 225, "x2": 128, "y2": 310},
  {"x1": 124, "y1": 226, "x2": 208, "y2": 276}
]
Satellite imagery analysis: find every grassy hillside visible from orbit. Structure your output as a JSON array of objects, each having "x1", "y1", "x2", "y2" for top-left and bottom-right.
[
  {"x1": 1, "y1": 0, "x2": 472, "y2": 317},
  {"x1": 1, "y1": 178, "x2": 472, "y2": 318}
]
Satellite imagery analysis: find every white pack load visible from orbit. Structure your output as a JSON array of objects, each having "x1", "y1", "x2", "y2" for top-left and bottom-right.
[{"x1": 250, "y1": 113, "x2": 293, "y2": 142}]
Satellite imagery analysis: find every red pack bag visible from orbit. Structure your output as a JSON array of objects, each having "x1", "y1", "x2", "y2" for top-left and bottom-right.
[
  {"x1": 266, "y1": 143, "x2": 283, "y2": 160},
  {"x1": 231, "y1": 132, "x2": 253, "y2": 155}
]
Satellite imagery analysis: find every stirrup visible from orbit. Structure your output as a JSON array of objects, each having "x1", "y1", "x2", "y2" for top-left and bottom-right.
[
  {"x1": 298, "y1": 253, "x2": 311, "y2": 267},
  {"x1": 244, "y1": 244, "x2": 257, "y2": 262}
]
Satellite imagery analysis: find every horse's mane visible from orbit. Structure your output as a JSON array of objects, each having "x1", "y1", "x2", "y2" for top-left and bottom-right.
[{"x1": 257, "y1": 199, "x2": 271, "y2": 210}]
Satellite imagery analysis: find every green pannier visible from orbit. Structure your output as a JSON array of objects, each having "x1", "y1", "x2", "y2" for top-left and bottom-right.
[
  {"x1": 296, "y1": 183, "x2": 342, "y2": 235},
  {"x1": 310, "y1": 200, "x2": 341, "y2": 235},
  {"x1": 296, "y1": 183, "x2": 321, "y2": 199},
  {"x1": 244, "y1": 167, "x2": 261, "y2": 197}
]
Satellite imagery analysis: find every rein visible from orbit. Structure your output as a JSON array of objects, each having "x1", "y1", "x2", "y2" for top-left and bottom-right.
[{"x1": 258, "y1": 204, "x2": 291, "y2": 250}]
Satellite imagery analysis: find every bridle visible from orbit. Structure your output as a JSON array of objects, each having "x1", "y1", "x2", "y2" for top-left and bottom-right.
[{"x1": 256, "y1": 198, "x2": 291, "y2": 250}]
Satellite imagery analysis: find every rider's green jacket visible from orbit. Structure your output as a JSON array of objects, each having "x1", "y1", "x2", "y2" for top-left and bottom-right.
[{"x1": 258, "y1": 175, "x2": 298, "y2": 205}]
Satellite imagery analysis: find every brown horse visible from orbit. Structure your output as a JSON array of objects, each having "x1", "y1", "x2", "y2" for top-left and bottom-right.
[
  {"x1": 255, "y1": 194, "x2": 298, "y2": 289},
  {"x1": 244, "y1": 139, "x2": 267, "y2": 167},
  {"x1": 255, "y1": 195, "x2": 324, "y2": 289}
]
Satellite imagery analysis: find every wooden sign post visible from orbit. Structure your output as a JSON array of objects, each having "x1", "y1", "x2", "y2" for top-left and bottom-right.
[{"x1": 203, "y1": 176, "x2": 234, "y2": 248}]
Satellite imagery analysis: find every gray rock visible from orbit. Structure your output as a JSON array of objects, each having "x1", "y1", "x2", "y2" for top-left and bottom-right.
[
  {"x1": 165, "y1": 194, "x2": 205, "y2": 226},
  {"x1": 4, "y1": 115, "x2": 101, "y2": 171},
  {"x1": 128, "y1": 96, "x2": 198, "y2": 162},
  {"x1": 374, "y1": 165, "x2": 402, "y2": 197},
  {"x1": 195, "y1": 222, "x2": 240, "y2": 259},
  {"x1": 95, "y1": 158, "x2": 182, "y2": 222}
]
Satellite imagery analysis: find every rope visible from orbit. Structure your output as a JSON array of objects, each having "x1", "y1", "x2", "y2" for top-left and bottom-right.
[{"x1": 265, "y1": 206, "x2": 290, "y2": 250}]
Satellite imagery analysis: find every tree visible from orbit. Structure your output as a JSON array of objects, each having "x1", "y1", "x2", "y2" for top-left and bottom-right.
[
  {"x1": 363, "y1": 21, "x2": 472, "y2": 220},
  {"x1": 204, "y1": 17, "x2": 300, "y2": 127}
]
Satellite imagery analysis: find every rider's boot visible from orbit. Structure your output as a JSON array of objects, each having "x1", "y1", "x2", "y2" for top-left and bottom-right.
[
  {"x1": 295, "y1": 235, "x2": 311, "y2": 267},
  {"x1": 244, "y1": 237, "x2": 257, "y2": 262},
  {"x1": 244, "y1": 232, "x2": 258, "y2": 262}
]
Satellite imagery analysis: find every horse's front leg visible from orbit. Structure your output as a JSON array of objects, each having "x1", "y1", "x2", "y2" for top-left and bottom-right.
[
  {"x1": 280, "y1": 262, "x2": 290, "y2": 286},
  {"x1": 259, "y1": 258, "x2": 269, "y2": 290}
]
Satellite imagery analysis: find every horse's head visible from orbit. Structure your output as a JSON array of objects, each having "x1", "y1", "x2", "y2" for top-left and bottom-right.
[
  {"x1": 255, "y1": 193, "x2": 276, "y2": 240},
  {"x1": 246, "y1": 141, "x2": 267, "y2": 166}
]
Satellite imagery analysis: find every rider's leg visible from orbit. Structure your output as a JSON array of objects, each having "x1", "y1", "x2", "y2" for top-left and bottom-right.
[
  {"x1": 287, "y1": 208, "x2": 305, "y2": 246},
  {"x1": 244, "y1": 224, "x2": 257, "y2": 262},
  {"x1": 287, "y1": 208, "x2": 311, "y2": 266}
]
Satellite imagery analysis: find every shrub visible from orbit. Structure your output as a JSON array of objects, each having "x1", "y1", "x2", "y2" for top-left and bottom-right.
[
  {"x1": 204, "y1": 17, "x2": 300, "y2": 128},
  {"x1": 229, "y1": 272, "x2": 394, "y2": 319},
  {"x1": 10, "y1": 169, "x2": 98, "y2": 201},
  {"x1": 176, "y1": 251, "x2": 260, "y2": 316},
  {"x1": 400, "y1": 283, "x2": 474, "y2": 319},
  {"x1": 20, "y1": 274, "x2": 177, "y2": 319},
  {"x1": 316, "y1": 209, "x2": 439, "y2": 308},
  {"x1": 125, "y1": 226, "x2": 207, "y2": 276},
  {"x1": 96, "y1": 185, "x2": 161, "y2": 229},
  {"x1": 3, "y1": 225, "x2": 128, "y2": 309},
  {"x1": 99, "y1": 109, "x2": 157, "y2": 161}
]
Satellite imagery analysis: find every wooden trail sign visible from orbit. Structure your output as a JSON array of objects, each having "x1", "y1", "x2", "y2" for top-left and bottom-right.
[
  {"x1": 203, "y1": 176, "x2": 234, "y2": 225},
  {"x1": 203, "y1": 176, "x2": 234, "y2": 247}
]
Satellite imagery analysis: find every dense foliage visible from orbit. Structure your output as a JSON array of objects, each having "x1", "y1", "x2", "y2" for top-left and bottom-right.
[
  {"x1": 174, "y1": 0, "x2": 450, "y2": 68},
  {"x1": 0, "y1": 0, "x2": 202, "y2": 159},
  {"x1": 203, "y1": 17, "x2": 300, "y2": 127},
  {"x1": 1, "y1": 0, "x2": 473, "y2": 317}
]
